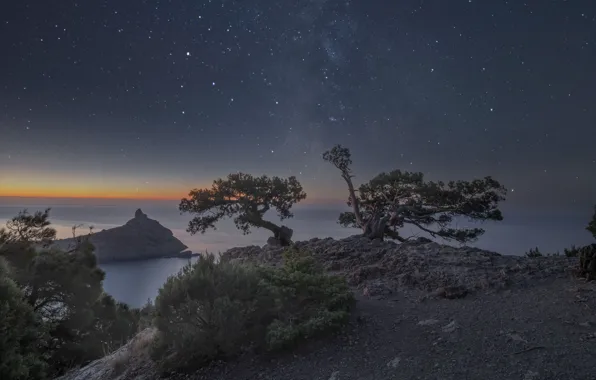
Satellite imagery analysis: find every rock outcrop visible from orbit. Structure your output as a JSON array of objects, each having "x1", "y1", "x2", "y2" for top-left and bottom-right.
[
  {"x1": 52, "y1": 209, "x2": 189, "y2": 263},
  {"x1": 57, "y1": 328, "x2": 158, "y2": 380},
  {"x1": 54, "y1": 236, "x2": 583, "y2": 380},
  {"x1": 222, "y1": 235, "x2": 577, "y2": 298}
]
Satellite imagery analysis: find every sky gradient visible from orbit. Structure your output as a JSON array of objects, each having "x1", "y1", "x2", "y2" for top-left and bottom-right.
[{"x1": 1, "y1": 1, "x2": 595, "y2": 214}]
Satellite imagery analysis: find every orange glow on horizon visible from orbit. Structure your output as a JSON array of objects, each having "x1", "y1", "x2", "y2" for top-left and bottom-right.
[
  {"x1": 0, "y1": 168, "x2": 345, "y2": 204},
  {"x1": 0, "y1": 191, "x2": 344, "y2": 204},
  {"x1": 0, "y1": 192, "x2": 183, "y2": 201},
  {"x1": 0, "y1": 171, "x2": 191, "y2": 200},
  {"x1": 0, "y1": 188, "x2": 186, "y2": 200}
]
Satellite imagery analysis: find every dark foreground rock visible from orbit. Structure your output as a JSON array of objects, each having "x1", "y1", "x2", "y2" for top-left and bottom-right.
[
  {"x1": 57, "y1": 236, "x2": 592, "y2": 380},
  {"x1": 51, "y1": 209, "x2": 188, "y2": 263},
  {"x1": 223, "y1": 235, "x2": 577, "y2": 298}
]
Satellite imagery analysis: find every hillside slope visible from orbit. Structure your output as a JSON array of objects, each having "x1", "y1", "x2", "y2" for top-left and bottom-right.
[{"x1": 58, "y1": 237, "x2": 595, "y2": 380}]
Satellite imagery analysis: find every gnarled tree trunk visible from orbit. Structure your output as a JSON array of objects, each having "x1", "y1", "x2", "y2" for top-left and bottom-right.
[
  {"x1": 363, "y1": 214, "x2": 387, "y2": 240},
  {"x1": 272, "y1": 225, "x2": 294, "y2": 246},
  {"x1": 245, "y1": 208, "x2": 294, "y2": 247},
  {"x1": 254, "y1": 218, "x2": 293, "y2": 246}
]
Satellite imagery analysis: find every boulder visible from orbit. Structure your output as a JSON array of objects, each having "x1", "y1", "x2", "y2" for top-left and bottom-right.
[{"x1": 51, "y1": 209, "x2": 188, "y2": 263}]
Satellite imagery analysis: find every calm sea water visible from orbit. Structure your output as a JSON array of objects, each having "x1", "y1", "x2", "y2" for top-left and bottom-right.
[{"x1": 0, "y1": 201, "x2": 593, "y2": 307}]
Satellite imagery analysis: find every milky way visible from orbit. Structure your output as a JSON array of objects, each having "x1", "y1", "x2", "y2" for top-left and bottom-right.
[{"x1": 0, "y1": 0, "x2": 595, "y2": 211}]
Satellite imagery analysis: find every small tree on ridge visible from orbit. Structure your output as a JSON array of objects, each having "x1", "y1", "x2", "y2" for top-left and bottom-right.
[
  {"x1": 0, "y1": 208, "x2": 56, "y2": 249},
  {"x1": 179, "y1": 172, "x2": 307, "y2": 246},
  {"x1": 323, "y1": 144, "x2": 507, "y2": 243}
]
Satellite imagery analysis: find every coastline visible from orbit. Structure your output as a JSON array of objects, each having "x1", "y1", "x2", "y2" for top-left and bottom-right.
[{"x1": 96, "y1": 251, "x2": 202, "y2": 264}]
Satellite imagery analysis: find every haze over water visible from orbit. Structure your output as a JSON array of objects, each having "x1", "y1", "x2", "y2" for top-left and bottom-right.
[{"x1": 1, "y1": 197, "x2": 593, "y2": 307}]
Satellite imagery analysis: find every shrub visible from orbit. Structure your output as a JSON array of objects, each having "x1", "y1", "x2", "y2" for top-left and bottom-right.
[
  {"x1": 259, "y1": 247, "x2": 355, "y2": 350},
  {"x1": 524, "y1": 247, "x2": 543, "y2": 258},
  {"x1": 0, "y1": 258, "x2": 47, "y2": 380},
  {"x1": 152, "y1": 248, "x2": 354, "y2": 373},
  {"x1": 578, "y1": 244, "x2": 596, "y2": 281},
  {"x1": 152, "y1": 254, "x2": 269, "y2": 371},
  {"x1": 564, "y1": 245, "x2": 580, "y2": 258},
  {"x1": 138, "y1": 299, "x2": 156, "y2": 330}
]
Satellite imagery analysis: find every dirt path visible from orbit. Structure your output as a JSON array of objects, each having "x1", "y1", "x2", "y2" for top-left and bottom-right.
[{"x1": 189, "y1": 278, "x2": 596, "y2": 380}]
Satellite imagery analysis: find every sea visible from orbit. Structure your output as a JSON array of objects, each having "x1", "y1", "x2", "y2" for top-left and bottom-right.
[{"x1": 0, "y1": 199, "x2": 593, "y2": 307}]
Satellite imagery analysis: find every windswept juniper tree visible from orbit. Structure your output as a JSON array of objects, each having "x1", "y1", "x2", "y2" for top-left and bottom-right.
[
  {"x1": 179, "y1": 172, "x2": 307, "y2": 246},
  {"x1": 323, "y1": 144, "x2": 507, "y2": 243}
]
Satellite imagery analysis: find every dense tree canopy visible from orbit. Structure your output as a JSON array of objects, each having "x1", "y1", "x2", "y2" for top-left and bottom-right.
[
  {"x1": 0, "y1": 257, "x2": 48, "y2": 380},
  {"x1": 0, "y1": 210, "x2": 140, "y2": 377},
  {"x1": 323, "y1": 144, "x2": 507, "y2": 243},
  {"x1": 179, "y1": 172, "x2": 307, "y2": 246}
]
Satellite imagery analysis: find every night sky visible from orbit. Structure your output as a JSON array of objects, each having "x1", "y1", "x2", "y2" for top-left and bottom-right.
[{"x1": 1, "y1": 1, "x2": 595, "y2": 214}]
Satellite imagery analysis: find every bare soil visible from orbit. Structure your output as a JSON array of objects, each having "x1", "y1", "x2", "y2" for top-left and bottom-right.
[
  {"x1": 59, "y1": 237, "x2": 596, "y2": 380},
  {"x1": 186, "y1": 278, "x2": 596, "y2": 380}
]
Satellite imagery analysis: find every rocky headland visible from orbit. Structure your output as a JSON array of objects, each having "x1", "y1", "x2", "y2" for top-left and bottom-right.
[
  {"x1": 58, "y1": 236, "x2": 596, "y2": 380},
  {"x1": 51, "y1": 209, "x2": 192, "y2": 263}
]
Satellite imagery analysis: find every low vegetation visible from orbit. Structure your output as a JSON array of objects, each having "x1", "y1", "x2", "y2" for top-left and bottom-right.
[
  {"x1": 522, "y1": 208, "x2": 596, "y2": 281},
  {"x1": 151, "y1": 247, "x2": 354, "y2": 373}
]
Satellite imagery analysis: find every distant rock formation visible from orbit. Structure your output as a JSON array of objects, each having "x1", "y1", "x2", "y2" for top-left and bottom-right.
[{"x1": 52, "y1": 209, "x2": 190, "y2": 263}]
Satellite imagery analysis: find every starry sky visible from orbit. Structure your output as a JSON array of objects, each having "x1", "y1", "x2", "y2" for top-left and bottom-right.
[{"x1": 1, "y1": 0, "x2": 595, "y2": 214}]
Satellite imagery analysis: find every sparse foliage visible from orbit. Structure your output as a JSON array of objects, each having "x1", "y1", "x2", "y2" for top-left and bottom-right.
[
  {"x1": 564, "y1": 245, "x2": 580, "y2": 258},
  {"x1": 524, "y1": 247, "x2": 543, "y2": 258},
  {"x1": 179, "y1": 172, "x2": 307, "y2": 246},
  {"x1": 0, "y1": 209, "x2": 56, "y2": 248},
  {"x1": 323, "y1": 144, "x2": 507, "y2": 243},
  {"x1": 152, "y1": 248, "x2": 354, "y2": 373}
]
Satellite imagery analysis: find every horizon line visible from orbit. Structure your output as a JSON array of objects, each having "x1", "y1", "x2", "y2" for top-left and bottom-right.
[
  {"x1": 0, "y1": 195, "x2": 182, "y2": 201},
  {"x1": 0, "y1": 195, "x2": 346, "y2": 205}
]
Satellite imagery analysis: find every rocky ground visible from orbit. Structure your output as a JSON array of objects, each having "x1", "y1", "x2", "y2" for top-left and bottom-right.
[
  {"x1": 223, "y1": 235, "x2": 578, "y2": 299},
  {"x1": 58, "y1": 236, "x2": 596, "y2": 380}
]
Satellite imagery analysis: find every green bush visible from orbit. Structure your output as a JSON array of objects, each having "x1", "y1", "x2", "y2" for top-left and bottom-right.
[
  {"x1": 152, "y1": 248, "x2": 354, "y2": 373},
  {"x1": 0, "y1": 258, "x2": 47, "y2": 380},
  {"x1": 524, "y1": 247, "x2": 543, "y2": 258},
  {"x1": 259, "y1": 247, "x2": 355, "y2": 350},
  {"x1": 1, "y1": 210, "x2": 141, "y2": 377}
]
